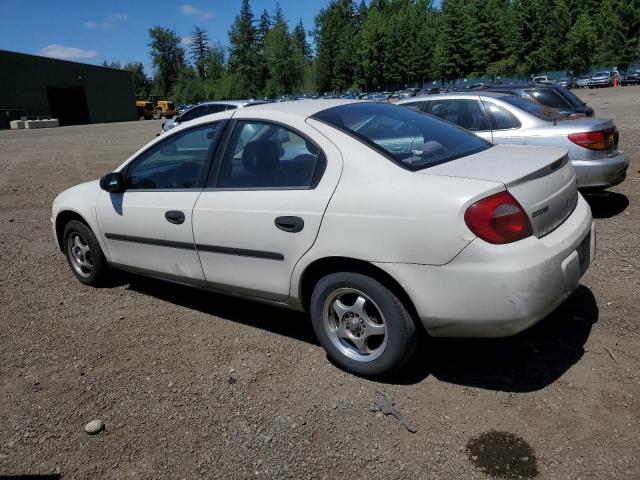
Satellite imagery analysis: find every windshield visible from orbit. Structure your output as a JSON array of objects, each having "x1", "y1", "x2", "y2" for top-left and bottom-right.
[
  {"x1": 311, "y1": 102, "x2": 491, "y2": 171},
  {"x1": 593, "y1": 71, "x2": 610, "y2": 77},
  {"x1": 500, "y1": 96, "x2": 556, "y2": 121}
]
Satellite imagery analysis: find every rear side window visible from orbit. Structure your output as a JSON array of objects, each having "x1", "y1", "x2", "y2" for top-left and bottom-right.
[
  {"x1": 500, "y1": 96, "x2": 556, "y2": 122},
  {"x1": 427, "y1": 99, "x2": 491, "y2": 131},
  {"x1": 216, "y1": 121, "x2": 324, "y2": 189},
  {"x1": 312, "y1": 102, "x2": 491, "y2": 171},
  {"x1": 482, "y1": 102, "x2": 521, "y2": 130},
  {"x1": 181, "y1": 105, "x2": 206, "y2": 121},
  {"x1": 207, "y1": 104, "x2": 227, "y2": 114},
  {"x1": 524, "y1": 89, "x2": 571, "y2": 109}
]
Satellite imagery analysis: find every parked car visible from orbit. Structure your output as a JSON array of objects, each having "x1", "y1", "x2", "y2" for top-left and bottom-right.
[
  {"x1": 532, "y1": 75, "x2": 555, "y2": 84},
  {"x1": 363, "y1": 93, "x2": 389, "y2": 102},
  {"x1": 51, "y1": 100, "x2": 594, "y2": 376},
  {"x1": 589, "y1": 71, "x2": 613, "y2": 88},
  {"x1": 576, "y1": 76, "x2": 591, "y2": 88},
  {"x1": 398, "y1": 92, "x2": 628, "y2": 189},
  {"x1": 620, "y1": 71, "x2": 640, "y2": 86},
  {"x1": 480, "y1": 84, "x2": 594, "y2": 118},
  {"x1": 161, "y1": 100, "x2": 267, "y2": 133},
  {"x1": 397, "y1": 88, "x2": 421, "y2": 99},
  {"x1": 556, "y1": 77, "x2": 576, "y2": 89}
]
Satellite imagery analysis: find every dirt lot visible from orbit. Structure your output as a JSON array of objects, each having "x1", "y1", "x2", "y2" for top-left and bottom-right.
[{"x1": 1, "y1": 87, "x2": 639, "y2": 480}]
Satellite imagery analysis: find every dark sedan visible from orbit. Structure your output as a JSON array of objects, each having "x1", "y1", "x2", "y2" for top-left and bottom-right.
[{"x1": 480, "y1": 84, "x2": 594, "y2": 119}]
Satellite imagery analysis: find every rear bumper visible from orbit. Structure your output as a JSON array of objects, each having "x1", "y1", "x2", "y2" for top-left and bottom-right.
[
  {"x1": 572, "y1": 152, "x2": 628, "y2": 189},
  {"x1": 375, "y1": 195, "x2": 594, "y2": 338}
]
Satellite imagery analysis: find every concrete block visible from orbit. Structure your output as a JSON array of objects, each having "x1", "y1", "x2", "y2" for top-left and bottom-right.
[
  {"x1": 10, "y1": 120, "x2": 25, "y2": 129},
  {"x1": 42, "y1": 119, "x2": 60, "y2": 128},
  {"x1": 25, "y1": 120, "x2": 44, "y2": 129}
]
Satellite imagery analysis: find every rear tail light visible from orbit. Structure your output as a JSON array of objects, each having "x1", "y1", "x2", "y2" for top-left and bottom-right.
[
  {"x1": 568, "y1": 127, "x2": 618, "y2": 150},
  {"x1": 464, "y1": 191, "x2": 533, "y2": 244}
]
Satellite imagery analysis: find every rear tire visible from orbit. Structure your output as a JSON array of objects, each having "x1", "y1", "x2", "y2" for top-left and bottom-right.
[
  {"x1": 310, "y1": 272, "x2": 418, "y2": 376},
  {"x1": 63, "y1": 220, "x2": 109, "y2": 286}
]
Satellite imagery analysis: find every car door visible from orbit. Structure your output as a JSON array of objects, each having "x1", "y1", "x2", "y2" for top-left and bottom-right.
[
  {"x1": 481, "y1": 101, "x2": 525, "y2": 145},
  {"x1": 425, "y1": 98, "x2": 493, "y2": 142},
  {"x1": 96, "y1": 122, "x2": 224, "y2": 281},
  {"x1": 192, "y1": 118, "x2": 342, "y2": 301}
]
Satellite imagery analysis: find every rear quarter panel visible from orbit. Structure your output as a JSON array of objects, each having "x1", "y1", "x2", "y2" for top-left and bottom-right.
[{"x1": 297, "y1": 120, "x2": 504, "y2": 267}]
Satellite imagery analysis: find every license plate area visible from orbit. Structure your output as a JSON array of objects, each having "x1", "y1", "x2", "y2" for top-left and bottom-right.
[{"x1": 577, "y1": 231, "x2": 591, "y2": 276}]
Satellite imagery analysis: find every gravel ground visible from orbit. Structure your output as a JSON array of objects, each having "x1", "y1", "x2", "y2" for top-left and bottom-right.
[{"x1": 1, "y1": 87, "x2": 639, "y2": 479}]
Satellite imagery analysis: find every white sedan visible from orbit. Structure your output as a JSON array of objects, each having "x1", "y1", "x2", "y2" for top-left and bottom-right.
[{"x1": 52, "y1": 100, "x2": 594, "y2": 376}]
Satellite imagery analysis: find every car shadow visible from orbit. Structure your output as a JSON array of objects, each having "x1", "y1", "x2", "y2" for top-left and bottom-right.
[
  {"x1": 391, "y1": 285, "x2": 598, "y2": 391},
  {"x1": 583, "y1": 191, "x2": 629, "y2": 218},
  {"x1": 123, "y1": 274, "x2": 597, "y2": 392},
  {"x1": 124, "y1": 275, "x2": 318, "y2": 345}
]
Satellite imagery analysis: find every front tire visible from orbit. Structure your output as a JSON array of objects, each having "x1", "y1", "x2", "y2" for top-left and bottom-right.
[
  {"x1": 63, "y1": 220, "x2": 109, "y2": 286},
  {"x1": 310, "y1": 272, "x2": 418, "y2": 376}
]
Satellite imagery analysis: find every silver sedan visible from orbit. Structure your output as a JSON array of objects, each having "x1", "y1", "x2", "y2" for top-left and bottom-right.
[{"x1": 398, "y1": 92, "x2": 628, "y2": 189}]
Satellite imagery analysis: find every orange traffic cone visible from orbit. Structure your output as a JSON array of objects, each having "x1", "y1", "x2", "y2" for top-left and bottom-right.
[{"x1": 613, "y1": 77, "x2": 618, "y2": 88}]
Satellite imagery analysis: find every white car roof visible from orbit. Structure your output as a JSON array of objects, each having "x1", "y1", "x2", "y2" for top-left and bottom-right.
[
  {"x1": 181, "y1": 99, "x2": 361, "y2": 129},
  {"x1": 197, "y1": 99, "x2": 266, "y2": 107}
]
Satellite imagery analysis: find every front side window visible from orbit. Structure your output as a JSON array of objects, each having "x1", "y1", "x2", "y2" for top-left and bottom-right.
[
  {"x1": 216, "y1": 121, "x2": 324, "y2": 189},
  {"x1": 482, "y1": 102, "x2": 521, "y2": 130},
  {"x1": 126, "y1": 123, "x2": 221, "y2": 190},
  {"x1": 312, "y1": 102, "x2": 491, "y2": 171},
  {"x1": 427, "y1": 99, "x2": 491, "y2": 131}
]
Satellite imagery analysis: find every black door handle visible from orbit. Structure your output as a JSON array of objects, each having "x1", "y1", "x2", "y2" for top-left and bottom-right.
[
  {"x1": 165, "y1": 210, "x2": 185, "y2": 225},
  {"x1": 275, "y1": 216, "x2": 304, "y2": 233}
]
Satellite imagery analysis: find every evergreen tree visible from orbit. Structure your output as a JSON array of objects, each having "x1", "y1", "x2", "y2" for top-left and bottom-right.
[
  {"x1": 190, "y1": 26, "x2": 209, "y2": 79},
  {"x1": 228, "y1": 0, "x2": 259, "y2": 96},
  {"x1": 433, "y1": 0, "x2": 470, "y2": 81},
  {"x1": 565, "y1": 12, "x2": 597, "y2": 73},
  {"x1": 292, "y1": 19, "x2": 311, "y2": 59}
]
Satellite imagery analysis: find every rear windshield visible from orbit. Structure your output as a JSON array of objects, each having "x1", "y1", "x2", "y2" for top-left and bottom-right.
[
  {"x1": 524, "y1": 88, "x2": 571, "y2": 109},
  {"x1": 311, "y1": 102, "x2": 491, "y2": 171},
  {"x1": 500, "y1": 96, "x2": 556, "y2": 121},
  {"x1": 554, "y1": 85, "x2": 587, "y2": 107}
]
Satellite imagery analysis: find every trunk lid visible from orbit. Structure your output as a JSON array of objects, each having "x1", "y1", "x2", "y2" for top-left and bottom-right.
[{"x1": 423, "y1": 144, "x2": 578, "y2": 238}]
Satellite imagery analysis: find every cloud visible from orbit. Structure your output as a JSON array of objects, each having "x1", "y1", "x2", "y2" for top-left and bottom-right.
[
  {"x1": 180, "y1": 4, "x2": 214, "y2": 20},
  {"x1": 83, "y1": 13, "x2": 128, "y2": 29},
  {"x1": 37, "y1": 44, "x2": 98, "y2": 60},
  {"x1": 106, "y1": 13, "x2": 128, "y2": 21},
  {"x1": 181, "y1": 36, "x2": 193, "y2": 46}
]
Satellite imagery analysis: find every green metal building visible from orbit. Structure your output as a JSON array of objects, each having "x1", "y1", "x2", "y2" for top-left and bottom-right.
[{"x1": 0, "y1": 49, "x2": 137, "y2": 128}]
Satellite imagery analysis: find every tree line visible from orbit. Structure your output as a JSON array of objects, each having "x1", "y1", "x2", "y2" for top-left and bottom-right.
[{"x1": 118, "y1": 0, "x2": 640, "y2": 101}]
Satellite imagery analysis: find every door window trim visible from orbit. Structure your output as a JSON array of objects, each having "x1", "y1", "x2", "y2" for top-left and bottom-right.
[
  {"x1": 204, "y1": 118, "x2": 327, "y2": 191},
  {"x1": 121, "y1": 120, "x2": 228, "y2": 192}
]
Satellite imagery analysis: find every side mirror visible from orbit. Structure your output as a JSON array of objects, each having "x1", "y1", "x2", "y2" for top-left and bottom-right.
[
  {"x1": 99, "y1": 172, "x2": 125, "y2": 193},
  {"x1": 173, "y1": 115, "x2": 181, "y2": 125}
]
